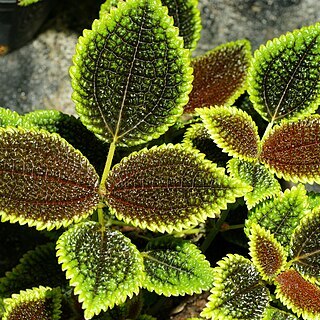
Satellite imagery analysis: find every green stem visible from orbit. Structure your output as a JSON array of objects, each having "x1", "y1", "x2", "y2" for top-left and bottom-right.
[
  {"x1": 221, "y1": 223, "x2": 245, "y2": 231},
  {"x1": 200, "y1": 209, "x2": 229, "y2": 252},
  {"x1": 261, "y1": 121, "x2": 274, "y2": 141},
  {"x1": 99, "y1": 141, "x2": 116, "y2": 197},
  {"x1": 98, "y1": 205, "x2": 105, "y2": 232}
]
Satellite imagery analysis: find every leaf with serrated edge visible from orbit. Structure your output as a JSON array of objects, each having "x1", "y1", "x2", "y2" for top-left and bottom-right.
[
  {"x1": 248, "y1": 23, "x2": 320, "y2": 122},
  {"x1": 105, "y1": 143, "x2": 251, "y2": 233},
  {"x1": 264, "y1": 306, "x2": 299, "y2": 320},
  {"x1": 289, "y1": 210, "x2": 320, "y2": 283},
  {"x1": 142, "y1": 237, "x2": 214, "y2": 296},
  {"x1": 0, "y1": 127, "x2": 99, "y2": 231},
  {"x1": 245, "y1": 185, "x2": 308, "y2": 251},
  {"x1": 249, "y1": 224, "x2": 287, "y2": 281},
  {"x1": 275, "y1": 269, "x2": 320, "y2": 320},
  {"x1": 260, "y1": 116, "x2": 320, "y2": 184},
  {"x1": 56, "y1": 221, "x2": 145, "y2": 319},
  {"x1": 185, "y1": 40, "x2": 252, "y2": 113},
  {"x1": 198, "y1": 106, "x2": 260, "y2": 161},
  {"x1": 71, "y1": 0, "x2": 193, "y2": 147},
  {"x1": 0, "y1": 108, "x2": 22, "y2": 128},
  {"x1": 201, "y1": 254, "x2": 270, "y2": 320},
  {"x1": 2, "y1": 286, "x2": 62, "y2": 320},
  {"x1": 99, "y1": 0, "x2": 201, "y2": 51},
  {"x1": 183, "y1": 122, "x2": 231, "y2": 166},
  {"x1": 0, "y1": 243, "x2": 67, "y2": 299},
  {"x1": 228, "y1": 158, "x2": 281, "y2": 209}
]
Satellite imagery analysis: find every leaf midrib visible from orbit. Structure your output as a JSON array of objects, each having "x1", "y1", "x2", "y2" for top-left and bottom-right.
[{"x1": 263, "y1": 35, "x2": 318, "y2": 121}]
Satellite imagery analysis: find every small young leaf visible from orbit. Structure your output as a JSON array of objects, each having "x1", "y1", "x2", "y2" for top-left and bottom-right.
[
  {"x1": 249, "y1": 224, "x2": 287, "y2": 281},
  {"x1": 105, "y1": 144, "x2": 251, "y2": 233},
  {"x1": 0, "y1": 243, "x2": 67, "y2": 299},
  {"x1": 56, "y1": 221, "x2": 145, "y2": 319},
  {"x1": 183, "y1": 122, "x2": 231, "y2": 166},
  {"x1": 99, "y1": 0, "x2": 202, "y2": 51},
  {"x1": 245, "y1": 185, "x2": 308, "y2": 250},
  {"x1": 275, "y1": 269, "x2": 320, "y2": 320},
  {"x1": 228, "y1": 158, "x2": 281, "y2": 209},
  {"x1": 71, "y1": 0, "x2": 193, "y2": 146},
  {"x1": 0, "y1": 127, "x2": 99, "y2": 230},
  {"x1": 290, "y1": 210, "x2": 320, "y2": 282},
  {"x1": 248, "y1": 23, "x2": 320, "y2": 122},
  {"x1": 260, "y1": 116, "x2": 320, "y2": 184},
  {"x1": 185, "y1": 40, "x2": 252, "y2": 113},
  {"x1": 142, "y1": 237, "x2": 214, "y2": 296},
  {"x1": 2, "y1": 286, "x2": 62, "y2": 320},
  {"x1": 198, "y1": 106, "x2": 260, "y2": 161},
  {"x1": 201, "y1": 254, "x2": 270, "y2": 320},
  {"x1": 0, "y1": 108, "x2": 22, "y2": 128}
]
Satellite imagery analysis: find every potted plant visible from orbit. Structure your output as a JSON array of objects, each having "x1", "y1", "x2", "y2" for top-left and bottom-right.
[{"x1": 0, "y1": 0, "x2": 319, "y2": 319}]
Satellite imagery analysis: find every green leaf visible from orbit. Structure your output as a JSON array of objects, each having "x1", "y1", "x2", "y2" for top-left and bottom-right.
[
  {"x1": 56, "y1": 221, "x2": 145, "y2": 319},
  {"x1": 22, "y1": 110, "x2": 108, "y2": 175},
  {"x1": 289, "y1": 210, "x2": 320, "y2": 283},
  {"x1": 198, "y1": 106, "x2": 260, "y2": 161},
  {"x1": 17, "y1": 0, "x2": 43, "y2": 6},
  {"x1": 0, "y1": 108, "x2": 22, "y2": 128},
  {"x1": 0, "y1": 243, "x2": 67, "y2": 300},
  {"x1": 275, "y1": 269, "x2": 320, "y2": 320},
  {"x1": 105, "y1": 144, "x2": 251, "y2": 233},
  {"x1": 260, "y1": 116, "x2": 320, "y2": 183},
  {"x1": 0, "y1": 127, "x2": 99, "y2": 230},
  {"x1": 307, "y1": 191, "x2": 320, "y2": 212},
  {"x1": 99, "y1": 0, "x2": 202, "y2": 51},
  {"x1": 228, "y1": 158, "x2": 281, "y2": 209},
  {"x1": 201, "y1": 254, "x2": 270, "y2": 320},
  {"x1": 2, "y1": 286, "x2": 62, "y2": 320},
  {"x1": 245, "y1": 185, "x2": 308, "y2": 251},
  {"x1": 264, "y1": 306, "x2": 299, "y2": 320},
  {"x1": 249, "y1": 224, "x2": 287, "y2": 281},
  {"x1": 248, "y1": 23, "x2": 320, "y2": 122},
  {"x1": 185, "y1": 40, "x2": 252, "y2": 113},
  {"x1": 142, "y1": 237, "x2": 214, "y2": 296},
  {"x1": 92, "y1": 294, "x2": 142, "y2": 320},
  {"x1": 71, "y1": 0, "x2": 193, "y2": 147},
  {"x1": 183, "y1": 122, "x2": 231, "y2": 166}
]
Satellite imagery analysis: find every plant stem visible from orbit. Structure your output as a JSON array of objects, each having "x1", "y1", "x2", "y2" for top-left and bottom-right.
[
  {"x1": 200, "y1": 209, "x2": 229, "y2": 252},
  {"x1": 221, "y1": 223, "x2": 245, "y2": 231},
  {"x1": 99, "y1": 141, "x2": 116, "y2": 197}
]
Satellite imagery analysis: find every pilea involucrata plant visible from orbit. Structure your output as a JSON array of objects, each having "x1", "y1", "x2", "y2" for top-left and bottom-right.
[{"x1": 0, "y1": 0, "x2": 320, "y2": 319}]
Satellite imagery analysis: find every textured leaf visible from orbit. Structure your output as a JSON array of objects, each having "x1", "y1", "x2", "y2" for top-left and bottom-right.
[
  {"x1": 0, "y1": 108, "x2": 22, "y2": 128},
  {"x1": 142, "y1": 237, "x2": 214, "y2": 296},
  {"x1": 201, "y1": 254, "x2": 270, "y2": 320},
  {"x1": 183, "y1": 122, "x2": 231, "y2": 166},
  {"x1": 0, "y1": 128, "x2": 99, "y2": 230},
  {"x1": 22, "y1": 110, "x2": 108, "y2": 175},
  {"x1": 105, "y1": 144, "x2": 251, "y2": 233},
  {"x1": 290, "y1": 210, "x2": 320, "y2": 282},
  {"x1": 99, "y1": 0, "x2": 202, "y2": 51},
  {"x1": 249, "y1": 224, "x2": 287, "y2": 281},
  {"x1": 93, "y1": 294, "x2": 142, "y2": 320},
  {"x1": 228, "y1": 158, "x2": 281, "y2": 209},
  {"x1": 264, "y1": 306, "x2": 299, "y2": 320},
  {"x1": 275, "y1": 269, "x2": 320, "y2": 320},
  {"x1": 248, "y1": 23, "x2": 320, "y2": 122},
  {"x1": 185, "y1": 40, "x2": 252, "y2": 113},
  {"x1": 2, "y1": 286, "x2": 62, "y2": 320},
  {"x1": 245, "y1": 185, "x2": 308, "y2": 251},
  {"x1": 260, "y1": 116, "x2": 320, "y2": 183},
  {"x1": 0, "y1": 243, "x2": 67, "y2": 299},
  {"x1": 56, "y1": 221, "x2": 145, "y2": 319},
  {"x1": 307, "y1": 191, "x2": 320, "y2": 212},
  {"x1": 198, "y1": 106, "x2": 260, "y2": 161},
  {"x1": 71, "y1": 0, "x2": 193, "y2": 147}
]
